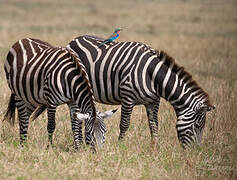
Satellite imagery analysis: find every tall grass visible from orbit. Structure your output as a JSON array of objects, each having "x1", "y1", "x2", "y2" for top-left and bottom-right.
[{"x1": 0, "y1": 0, "x2": 236, "y2": 179}]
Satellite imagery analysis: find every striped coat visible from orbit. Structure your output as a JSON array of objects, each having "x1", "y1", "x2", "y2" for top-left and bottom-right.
[
  {"x1": 3, "y1": 38, "x2": 116, "y2": 149},
  {"x1": 67, "y1": 35, "x2": 215, "y2": 147}
]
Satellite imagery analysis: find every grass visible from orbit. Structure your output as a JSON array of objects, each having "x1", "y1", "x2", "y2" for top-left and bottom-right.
[{"x1": 0, "y1": 0, "x2": 236, "y2": 179}]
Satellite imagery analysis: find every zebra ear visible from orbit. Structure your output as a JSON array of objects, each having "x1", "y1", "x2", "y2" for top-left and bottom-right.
[
  {"x1": 74, "y1": 112, "x2": 90, "y2": 120},
  {"x1": 207, "y1": 105, "x2": 215, "y2": 112},
  {"x1": 98, "y1": 109, "x2": 118, "y2": 119},
  {"x1": 199, "y1": 104, "x2": 215, "y2": 112}
]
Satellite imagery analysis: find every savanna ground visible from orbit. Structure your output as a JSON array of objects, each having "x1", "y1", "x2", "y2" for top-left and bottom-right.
[{"x1": 0, "y1": 0, "x2": 236, "y2": 179}]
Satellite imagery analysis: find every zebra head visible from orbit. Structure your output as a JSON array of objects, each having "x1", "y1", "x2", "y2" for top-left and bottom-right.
[
  {"x1": 93, "y1": 109, "x2": 118, "y2": 148},
  {"x1": 75, "y1": 109, "x2": 117, "y2": 149},
  {"x1": 176, "y1": 101, "x2": 215, "y2": 148}
]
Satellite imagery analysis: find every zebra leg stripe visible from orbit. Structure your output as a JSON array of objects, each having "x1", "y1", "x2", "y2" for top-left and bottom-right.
[
  {"x1": 145, "y1": 101, "x2": 160, "y2": 144},
  {"x1": 26, "y1": 103, "x2": 37, "y2": 118},
  {"x1": 68, "y1": 104, "x2": 84, "y2": 149},
  {"x1": 118, "y1": 102, "x2": 134, "y2": 140},
  {"x1": 72, "y1": 119, "x2": 83, "y2": 149},
  {"x1": 15, "y1": 99, "x2": 30, "y2": 143},
  {"x1": 47, "y1": 106, "x2": 56, "y2": 145}
]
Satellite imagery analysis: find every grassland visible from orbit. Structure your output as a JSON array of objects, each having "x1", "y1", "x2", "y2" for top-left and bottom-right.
[{"x1": 0, "y1": 0, "x2": 236, "y2": 179}]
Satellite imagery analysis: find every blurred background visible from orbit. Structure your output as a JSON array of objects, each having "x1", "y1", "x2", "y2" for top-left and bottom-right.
[{"x1": 0, "y1": 0, "x2": 236, "y2": 179}]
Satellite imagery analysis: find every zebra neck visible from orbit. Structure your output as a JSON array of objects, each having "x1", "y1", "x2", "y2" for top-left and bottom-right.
[
  {"x1": 73, "y1": 85, "x2": 96, "y2": 116},
  {"x1": 168, "y1": 80, "x2": 206, "y2": 117},
  {"x1": 150, "y1": 51, "x2": 207, "y2": 116},
  {"x1": 168, "y1": 82, "x2": 194, "y2": 115},
  {"x1": 152, "y1": 63, "x2": 196, "y2": 115}
]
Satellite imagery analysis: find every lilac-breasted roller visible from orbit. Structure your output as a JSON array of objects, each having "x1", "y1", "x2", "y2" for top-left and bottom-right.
[{"x1": 99, "y1": 28, "x2": 122, "y2": 47}]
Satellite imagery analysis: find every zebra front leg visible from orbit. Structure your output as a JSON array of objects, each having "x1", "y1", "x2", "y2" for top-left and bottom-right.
[
  {"x1": 68, "y1": 104, "x2": 84, "y2": 149},
  {"x1": 72, "y1": 119, "x2": 83, "y2": 149},
  {"x1": 15, "y1": 99, "x2": 30, "y2": 145},
  {"x1": 145, "y1": 101, "x2": 160, "y2": 147},
  {"x1": 47, "y1": 106, "x2": 56, "y2": 147},
  {"x1": 118, "y1": 102, "x2": 134, "y2": 140}
]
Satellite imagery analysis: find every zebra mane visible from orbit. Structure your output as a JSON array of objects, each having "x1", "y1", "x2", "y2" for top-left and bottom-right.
[
  {"x1": 66, "y1": 48, "x2": 97, "y2": 117},
  {"x1": 155, "y1": 50, "x2": 212, "y2": 106}
]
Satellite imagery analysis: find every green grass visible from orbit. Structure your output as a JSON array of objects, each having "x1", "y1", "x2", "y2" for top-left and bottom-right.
[{"x1": 0, "y1": 0, "x2": 236, "y2": 179}]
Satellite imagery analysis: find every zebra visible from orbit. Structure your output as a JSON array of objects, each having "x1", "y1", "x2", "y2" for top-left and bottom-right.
[
  {"x1": 67, "y1": 35, "x2": 215, "y2": 148},
  {"x1": 3, "y1": 38, "x2": 116, "y2": 149}
]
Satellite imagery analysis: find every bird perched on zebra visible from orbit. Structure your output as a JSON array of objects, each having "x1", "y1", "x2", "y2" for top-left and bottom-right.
[
  {"x1": 68, "y1": 35, "x2": 215, "y2": 149},
  {"x1": 3, "y1": 38, "x2": 117, "y2": 149},
  {"x1": 99, "y1": 28, "x2": 122, "y2": 47}
]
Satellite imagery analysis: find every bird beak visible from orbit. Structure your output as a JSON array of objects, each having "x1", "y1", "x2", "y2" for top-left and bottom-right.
[{"x1": 117, "y1": 28, "x2": 122, "y2": 32}]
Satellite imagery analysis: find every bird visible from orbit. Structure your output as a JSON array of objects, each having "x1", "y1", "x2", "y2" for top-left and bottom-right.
[{"x1": 99, "y1": 28, "x2": 122, "y2": 47}]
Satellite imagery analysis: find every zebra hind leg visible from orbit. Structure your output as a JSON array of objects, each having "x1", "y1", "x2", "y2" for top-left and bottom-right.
[
  {"x1": 145, "y1": 102, "x2": 160, "y2": 148},
  {"x1": 118, "y1": 102, "x2": 134, "y2": 140},
  {"x1": 47, "y1": 106, "x2": 56, "y2": 147},
  {"x1": 26, "y1": 103, "x2": 37, "y2": 119},
  {"x1": 15, "y1": 98, "x2": 30, "y2": 145}
]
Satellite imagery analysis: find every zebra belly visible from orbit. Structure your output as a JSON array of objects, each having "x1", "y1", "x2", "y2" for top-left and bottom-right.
[
  {"x1": 9, "y1": 82, "x2": 47, "y2": 106},
  {"x1": 91, "y1": 71, "x2": 122, "y2": 105},
  {"x1": 93, "y1": 87, "x2": 122, "y2": 105}
]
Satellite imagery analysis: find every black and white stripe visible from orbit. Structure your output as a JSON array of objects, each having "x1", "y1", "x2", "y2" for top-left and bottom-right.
[
  {"x1": 67, "y1": 35, "x2": 215, "y2": 147},
  {"x1": 3, "y1": 38, "x2": 116, "y2": 149}
]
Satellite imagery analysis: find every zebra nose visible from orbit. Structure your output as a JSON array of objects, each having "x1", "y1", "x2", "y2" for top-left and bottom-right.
[
  {"x1": 96, "y1": 137, "x2": 104, "y2": 149},
  {"x1": 196, "y1": 133, "x2": 202, "y2": 145},
  {"x1": 97, "y1": 142, "x2": 103, "y2": 149}
]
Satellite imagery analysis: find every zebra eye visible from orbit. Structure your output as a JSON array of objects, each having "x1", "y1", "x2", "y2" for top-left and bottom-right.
[
  {"x1": 186, "y1": 131, "x2": 193, "y2": 136},
  {"x1": 194, "y1": 103, "x2": 200, "y2": 110}
]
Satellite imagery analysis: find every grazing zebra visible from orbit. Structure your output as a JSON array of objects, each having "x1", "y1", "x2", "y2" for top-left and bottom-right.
[
  {"x1": 67, "y1": 35, "x2": 215, "y2": 148},
  {"x1": 3, "y1": 38, "x2": 116, "y2": 149}
]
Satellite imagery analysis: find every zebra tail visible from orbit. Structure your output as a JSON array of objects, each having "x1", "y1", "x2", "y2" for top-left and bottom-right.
[
  {"x1": 31, "y1": 106, "x2": 47, "y2": 121},
  {"x1": 3, "y1": 94, "x2": 16, "y2": 126},
  {"x1": 66, "y1": 48, "x2": 97, "y2": 117}
]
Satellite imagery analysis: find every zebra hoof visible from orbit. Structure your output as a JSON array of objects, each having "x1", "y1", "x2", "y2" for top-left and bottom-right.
[
  {"x1": 19, "y1": 141, "x2": 28, "y2": 148},
  {"x1": 118, "y1": 135, "x2": 125, "y2": 141},
  {"x1": 73, "y1": 141, "x2": 83, "y2": 150},
  {"x1": 46, "y1": 144, "x2": 55, "y2": 150},
  {"x1": 89, "y1": 146, "x2": 97, "y2": 153}
]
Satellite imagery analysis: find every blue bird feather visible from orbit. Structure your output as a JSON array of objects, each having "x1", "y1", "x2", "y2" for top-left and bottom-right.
[{"x1": 99, "y1": 28, "x2": 122, "y2": 47}]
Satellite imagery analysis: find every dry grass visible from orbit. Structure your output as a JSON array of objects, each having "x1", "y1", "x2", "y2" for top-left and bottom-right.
[{"x1": 0, "y1": 0, "x2": 236, "y2": 179}]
